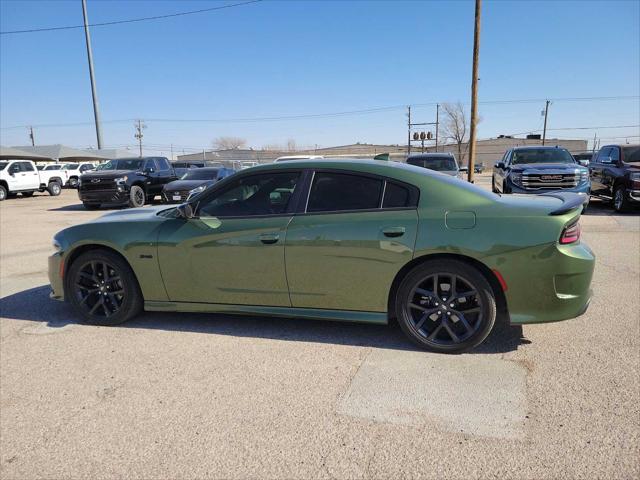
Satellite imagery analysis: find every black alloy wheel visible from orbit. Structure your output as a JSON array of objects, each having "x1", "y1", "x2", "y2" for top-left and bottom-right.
[
  {"x1": 67, "y1": 250, "x2": 143, "y2": 325},
  {"x1": 396, "y1": 260, "x2": 496, "y2": 353},
  {"x1": 129, "y1": 185, "x2": 145, "y2": 208},
  {"x1": 614, "y1": 185, "x2": 630, "y2": 212}
]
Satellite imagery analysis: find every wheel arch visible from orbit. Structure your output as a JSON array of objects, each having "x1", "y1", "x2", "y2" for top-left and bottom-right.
[
  {"x1": 388, "y1": 253, "x2": 508, "y2": 321},
  {"x1": 0, "y1": 180, "x2": 8, "y2": 190},
  {"x1": 48, "y1": 176, "x2": 63, "y2": 185},
  {"x1": 63, "y1": 243, "x2": 142, "y2": 301},
  {"x1": 130, "y1": 181, "x2": 146, "y2": 192}
]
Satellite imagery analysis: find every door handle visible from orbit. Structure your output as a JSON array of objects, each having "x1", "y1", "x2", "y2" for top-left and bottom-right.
[
  {"x1": 259, "y1": 233, "x2": 279, "y2": 244},
  {"x1": 382, "y1": 227, "x2": 405, "y2": 238}
]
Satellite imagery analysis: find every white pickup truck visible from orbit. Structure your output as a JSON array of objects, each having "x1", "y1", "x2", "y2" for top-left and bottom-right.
[
  {"x1": 0, "y1": 159, "x2": 64, "y2": 201},
  {"x1": 62, "y1": 162, "x2": 96, "y2": 188}
]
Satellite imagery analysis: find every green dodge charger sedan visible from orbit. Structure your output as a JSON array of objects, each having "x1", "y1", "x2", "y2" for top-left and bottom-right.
[{"x1": 49, "y1": 159, "x2": 595, "y2": 353}]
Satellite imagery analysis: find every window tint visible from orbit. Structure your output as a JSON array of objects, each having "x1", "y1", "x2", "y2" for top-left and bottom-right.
[
  {"x1": 199, "y1": 172, "x2": 299, "y2": 217},
  {"x1": 596, "y1": 147, "x2": 611, "y2": 163},
  {"x1": 622, "y1": 146, "x2": 640, "y2": 163},
  {"x1": 307, "y1": 172, "x2": 383, "y2": 212},
  {"x1": 406, "y1": 158, "x2": 425, "y2": 168},
  {"x1": 609, "y1": 147, "x2": 620, "y2": 162},
  {"x1": 21, "y1": 162, "x2": 35, "y2": 172},
  {"x1": 383, "y1": 182, "x2": 414, "y2": 208},
  {"x1": 157, "y1": 158, "x2": 171, "y2": 170},
  {"x1": 144, "y1": 159, "x2": 157, "y2": 170}
]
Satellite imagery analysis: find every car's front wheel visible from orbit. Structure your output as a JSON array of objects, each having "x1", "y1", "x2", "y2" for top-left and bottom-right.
[
  {"x1": 68, "y1": 177, "x2": 79, "y2": 188},
  {"x1": 395, "y1": 260, "x2": 496, "y2": 353},
  {"x1": 67, "y1": 249, "x2": 143, "y2": 326},
  {"x1": 128, "y1": 185, "x2": 145, "y2": 208},
  {"x1": 0, "y1": 185, "x2": 7, "y2": 201}
]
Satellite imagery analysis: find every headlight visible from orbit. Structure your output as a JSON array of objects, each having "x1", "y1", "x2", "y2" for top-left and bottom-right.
[
  {"x1": 188, "y1": 185, "x2": 206, "y2": 196},
  {"x1": 114, "y1": 176, "x2": 127, "y2": 184},
  {"x1": 510, "y1": 172, "x2": 522, "y2": 185},
  {"x1": 580, "y1": 170, "x2": 589, "y2": 183},
  {"x1": 52, "y1": 238, "x2": 62, "y2": 253}
]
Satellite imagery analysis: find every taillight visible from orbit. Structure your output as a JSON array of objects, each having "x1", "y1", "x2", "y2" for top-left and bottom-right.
[{"x1": 559, "y1": 221, "x2": 581, "y2": 244}]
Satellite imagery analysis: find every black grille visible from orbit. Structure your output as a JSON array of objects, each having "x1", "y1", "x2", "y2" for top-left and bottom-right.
[{"x1": 80, "y1": 179, "x2": 116, "y2": 191}]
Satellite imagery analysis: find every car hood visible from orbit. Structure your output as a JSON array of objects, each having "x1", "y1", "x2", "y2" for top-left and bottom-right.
[
  {"x1": 509, "y1": 163, "x2": 584, "y2": 173},
  {"x1": 80, "y1": 169, "x2": 138, "y2": 179},
  {"x1": 89, "y1": 205, "x2": 173, "y2": 224},
  {"x1": 163, "y1": 179, "x2": 214, "y2": 191}
]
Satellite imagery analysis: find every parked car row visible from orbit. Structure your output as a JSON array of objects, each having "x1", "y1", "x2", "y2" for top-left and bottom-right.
[
  {"x1": 0, "y1": 159, "x2": 65, "y2": 200},
  {"x1": 490, "y1": 144, "x2": 639, "y2": 212}
]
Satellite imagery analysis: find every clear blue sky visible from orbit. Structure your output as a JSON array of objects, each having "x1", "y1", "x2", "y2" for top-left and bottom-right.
[{"x1": 1, "y1": 0, "x2": 639, "y2": 156}]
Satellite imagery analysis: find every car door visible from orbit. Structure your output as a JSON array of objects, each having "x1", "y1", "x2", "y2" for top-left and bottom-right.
[
  {"x1": 285, "y1": 171, "x2": 419, "y2": 313},
  {"x1": 154, "y1": 157, "x2": 175, "y2": 188},
  {"x1": 493, "y1": 151, "x2": 510, "y2": 192},
  {"x1": 19, "y1": 161, "x2": 40, "y2": 189},
  {"x1": 601, "y1": 146, "x2": 622, "y2": 196},
  {"x1": 590, "y1": 147, "x2": 609, "y2": 196},
  {"x1": 157, "y1": 170, "x2": 303, "y2": 306}
]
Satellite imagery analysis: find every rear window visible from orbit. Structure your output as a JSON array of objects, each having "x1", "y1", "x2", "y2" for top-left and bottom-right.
[
  {"x1": 408, "y1": 156, "x2": 457, "y2": 171},
  {"x1": 182, "y1": 168, "x2": 220, "y2": 180},
  {"x1": 622, "y1": 146, "x2": 640, "y2": 163},
  {"x1": 383, "y1": 182, "x2": 412, "y2": 208},
  {"x1": 307, "y1": 173, "x2": 383, "y2": 212}
]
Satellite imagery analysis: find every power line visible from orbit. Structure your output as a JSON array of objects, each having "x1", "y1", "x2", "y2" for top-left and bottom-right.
[
  {"x1": 2, "y1": 96, "x2": 638, "y2": 131},
  {"x1": 0, "y1": 0, "x2": 262, "y2": 35}
]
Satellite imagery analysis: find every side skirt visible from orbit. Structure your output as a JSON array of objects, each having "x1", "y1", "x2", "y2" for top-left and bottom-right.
[{"x1": 144, "y1": 301, "x2": 389, "y2": 325}]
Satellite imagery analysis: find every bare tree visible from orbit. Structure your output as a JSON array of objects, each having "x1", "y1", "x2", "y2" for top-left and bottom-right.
[
  {"x1": 286, "y1": 138, "x2": 297, "y2": 151},
  {"x1": 440, "y1": 102, "x2": 469, "y2": 165},
  {"x1": 212, "y1": 136, "x2": 247, "y2": 150}
]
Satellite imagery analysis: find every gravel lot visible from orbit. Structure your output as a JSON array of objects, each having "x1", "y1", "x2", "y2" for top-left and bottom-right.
[{"x1": 1, "y1": 176, "x2": 638, "y2": 479}]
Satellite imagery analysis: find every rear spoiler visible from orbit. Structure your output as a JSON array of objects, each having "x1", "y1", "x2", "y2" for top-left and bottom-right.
[{"x1": 541, "y1": 191, "x2": 589, "y2": 216}]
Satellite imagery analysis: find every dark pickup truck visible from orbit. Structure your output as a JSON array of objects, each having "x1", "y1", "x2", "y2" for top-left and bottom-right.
[
  {"x1": 78, "y1": 157, "x2": 177, "y2": 210},
  {"x1": 589, "y1": 144, "x2": 640, "y2": 212}
]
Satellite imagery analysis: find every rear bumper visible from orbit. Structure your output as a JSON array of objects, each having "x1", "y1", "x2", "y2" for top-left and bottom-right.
[{"x1": 484, "y1": 241, "x2": 595, "y2": 324}]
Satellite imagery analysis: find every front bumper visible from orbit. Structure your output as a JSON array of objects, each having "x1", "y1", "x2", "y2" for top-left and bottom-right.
[
  {"x1": 78, "y1": 188, "x2": 129, "y2": 205},
  {"x1": 484, "y1": 241, "x2": 595, "y2": 324},
  {"x1": 48, "y1": 252, "x2": 65, "y2": 301},
  {"x1": 506, "y1": 178, "x2": 591, "y2": 196}
]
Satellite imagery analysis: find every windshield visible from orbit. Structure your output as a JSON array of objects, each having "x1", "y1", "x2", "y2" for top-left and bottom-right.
[
  {"x1": 181, "y1": 168, "x2": 220, "y2": 180},
  {"x1": 408, "y1": 156, "x2": 457, "y2": 171},
  {"x1": 100, "y1": 158, "x2": 146, "y2": 170},
  {"x1": 622, "y1": 146, "x2": 640, "y2": 162},
  {"x1": 511, "y1": 148, "x2": 575, "y2": 165},
  {"x1": 62, "y1": 163, "x2": 79, "y2": 170},
  {"x1": 0, "y1": 162, "x2": 7, "y2": 171}
]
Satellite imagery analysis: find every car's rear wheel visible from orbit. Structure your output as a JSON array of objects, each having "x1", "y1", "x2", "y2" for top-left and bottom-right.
[
  {"x1": 47, "y1": 181, "x2": 61, "y2": 196},
  {"x1": 395, "y1": 260, "x2": 496, "y2": 353},
  {"x1": 67, "y1": 250, "x2": 143, "y2": 326},
  {"x1": 129, "y1": 185, "x2": 145, "y2": 208},
  {"x1": 0, "y1": 185, "x2": 6, "y2": 201},
  {"x1": 82, "y1": 202, "x2": 101, "y2": 210},
  {"x1": 613, "y1": 185, "x2": 630, "y2": 212}
]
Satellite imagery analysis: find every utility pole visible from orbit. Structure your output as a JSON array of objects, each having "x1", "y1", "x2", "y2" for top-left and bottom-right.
[
  {"x1": 542, "y1": 99, "x2": 551, "y2": 146},
  {"x1": 467, "y1": 0, "x2": 481, "y2": 183},
  {"x1": 134, "y1": 120, "x2": 146, "y2": 157},
  {"x1": 28, "y1": 126, "x2": 35, "y2": 146},
  {"x1": 592, "y1": 133, "x2": 597, "y2": 153},
  {"x1": 407, "y1": 106, "x2": 411, "y2": 156},
  {"x1": 435, "y1": 103, "x2": 439, "y2": 152},
  {"x1": 81, "y1": 0, "x2": 103, "y2": 149}
]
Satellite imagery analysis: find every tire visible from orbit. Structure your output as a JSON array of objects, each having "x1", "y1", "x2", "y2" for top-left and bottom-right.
[
  {"x1": 128, "y1": 185, "x2": 145, "y2": 208},
  {"x1": 0, "y1": 185, "x2": 6, "y2": 201},
  {"x1": 613, "y1": 185, "x2": 630, "y2": 212},
  {"x1": 68, "y1": 177, "x2": 79, "y2": 188},
  {"x1": 47, "y1": 181, "x2": 62, "y2": 196},
  {"x1": 66, "y1": 249, "x2": 143, "y2": 326},
  {"x1": 83, "y1": 202, "x2": 101, "y2": 210},
  {"x1": 21, "y1": 191, "x2": 34, "y2": 197},
  {"x1": 394, "y1": 259, "x2": 496, "y2": 353}
]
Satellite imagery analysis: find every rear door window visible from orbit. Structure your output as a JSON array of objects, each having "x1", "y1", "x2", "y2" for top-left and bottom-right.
[
  {"x1": 382, "y1": 181, "x2": 417, "y2": 208},
  {"x1": 306, "y1": 172, "x2": 383, "y2": 213}
]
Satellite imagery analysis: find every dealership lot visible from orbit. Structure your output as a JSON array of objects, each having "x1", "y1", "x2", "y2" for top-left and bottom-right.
[{"x1": 1, "y1": 179, "x2": 638, "y2": 479}]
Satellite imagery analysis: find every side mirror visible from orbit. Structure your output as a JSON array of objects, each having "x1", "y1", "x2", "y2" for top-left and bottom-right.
[
  {"x1": 176, "y1": 203, "x2": 195, "y2": 219},
  {"x1": 459, "y1": 166, "x2": 468, "y2": 172},
  {"x1": 579, "y1": 159, "x2": 590, "y2": 167},
  {"x1": 495, "y1": 161, "x2": 505, "y2": 169}
]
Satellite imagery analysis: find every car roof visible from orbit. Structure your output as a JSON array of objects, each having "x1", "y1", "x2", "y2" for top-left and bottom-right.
[
  {"x1": 511, "y1": 146, "x2": 568, "y2": 151},
  {"x1": 407, "y1": 153, "x2": 455, "y2": 158}
]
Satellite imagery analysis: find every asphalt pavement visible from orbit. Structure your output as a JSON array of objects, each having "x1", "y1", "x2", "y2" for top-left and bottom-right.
[{"x1": 1, "y1": 176, "x2": 638, "y2": 479}]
